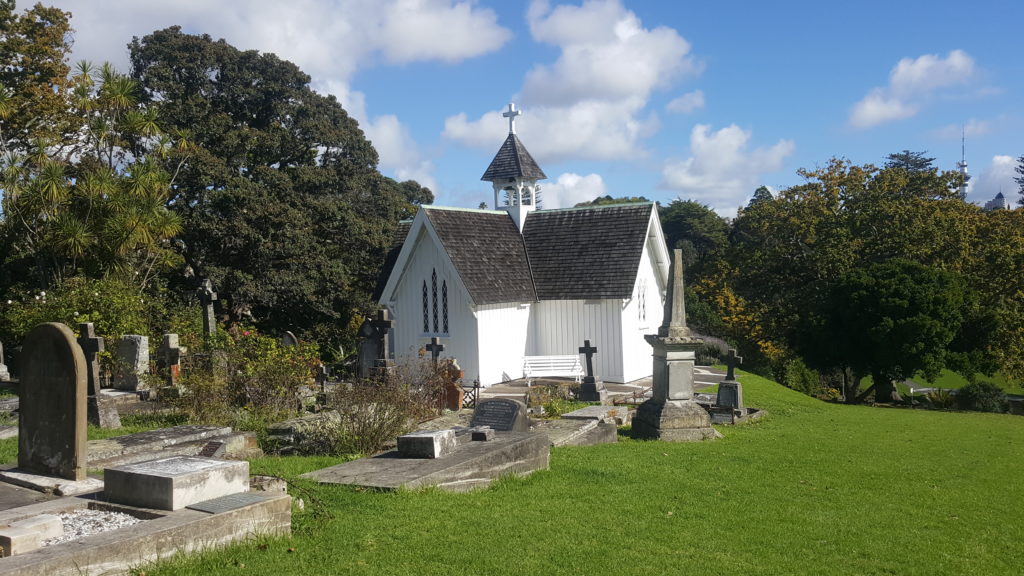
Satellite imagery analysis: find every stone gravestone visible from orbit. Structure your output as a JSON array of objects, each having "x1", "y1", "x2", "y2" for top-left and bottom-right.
[
  {"x1": 77, "y1": 323, "x2": 121, "y2": 429},
  {"x1": 356, "y1": 320, "x2": 379, "y2": 378},
  {"x1": 632, "y1": 249, "x2": 719, "y2": 442},
  {"x1": 197, "y1": 278, "x2": 218, "y2": 337},
  {"x1": 280, "y1": 331, "x2": 299, "y2": 347},
  {"x1": 577, "y1": 339, "x2": 607, "y2": 402},
  {"x1": 715, "y1": 348, "x2": 744, "y2": 411},
  {"x1": 18, "y1": 323, "x2": 88, "y2": 480},
  {"x1": 425, "y1": 337, "x2": 444, "y2": 365},
  {"x1": 470, "y1": 398, "x2": 530, "y2": 432},
  {"x1": 113, "y1": 334, "x2": 149, "y2": 391},
  {"x1": 0, "y1": 341, "x2": 9, "y2": 381},
  {"x1": 370, "y1": 309, "x2": 394, "y2": 374},
  {"x1": 156, "y1": 333, "x2": 183, "y2": 389}
]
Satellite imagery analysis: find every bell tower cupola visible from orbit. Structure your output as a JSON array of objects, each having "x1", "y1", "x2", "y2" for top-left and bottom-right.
[{"x1": 481, "y1": 103, "x2": 547, "y2": 231}]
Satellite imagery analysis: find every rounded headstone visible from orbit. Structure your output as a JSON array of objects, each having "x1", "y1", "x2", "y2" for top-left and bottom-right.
[{"x1": 18, "y1": 322, "x2": 88, "y2": 480}]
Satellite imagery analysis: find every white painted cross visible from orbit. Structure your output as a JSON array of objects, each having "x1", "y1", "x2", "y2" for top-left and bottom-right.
[{"x1": 503, "y1": 103, "x2": 521, "y2": 135}]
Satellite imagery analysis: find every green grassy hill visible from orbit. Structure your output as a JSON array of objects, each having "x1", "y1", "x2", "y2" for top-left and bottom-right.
[{"x1": 138, "y1": 373, "x2": 1024, "y2": 576}]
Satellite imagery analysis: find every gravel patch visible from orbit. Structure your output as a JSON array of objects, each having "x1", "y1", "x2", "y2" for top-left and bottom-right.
[{"x1": 43, "y1": 509, "x2": 145, "y2": 546}]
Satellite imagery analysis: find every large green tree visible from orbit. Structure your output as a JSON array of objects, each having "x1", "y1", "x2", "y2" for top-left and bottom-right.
[
  {"x1": 128, "y1": 27, "x2": 429, "y2": 350},
  {"x1": 0, "y1": 2, "x2": 180, "y2": 292},
  {"x1": 658, "y1": 199, "x2": 728, "y2": 284},
  {"x1": 813, "y1": 260, "x2": 969, "y2": 403}
]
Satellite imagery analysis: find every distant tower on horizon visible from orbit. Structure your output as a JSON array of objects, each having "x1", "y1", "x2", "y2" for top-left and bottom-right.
[{"x1": 956, "y1": 126, "x2": 970, "y2": 200}]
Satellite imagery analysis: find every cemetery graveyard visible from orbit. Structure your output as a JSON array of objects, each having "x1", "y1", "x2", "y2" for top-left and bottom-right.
[
  {"x1": 0, "y1": 19, "x2": 1021, "y2": 568},
  {"x1": 0, "y1": 263, "x2": 751, "y2": 572}
]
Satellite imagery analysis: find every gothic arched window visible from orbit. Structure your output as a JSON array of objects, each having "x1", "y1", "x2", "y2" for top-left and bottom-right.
[
  {"x1": 431, "y1": 269, "x2": 438, "y2": 333},
  {"x1": 422, "y1": 281, "x2": 429, "y2": 333},
  {"x1": 442, "y1": 281, "x2": 449, "y2": 334}
]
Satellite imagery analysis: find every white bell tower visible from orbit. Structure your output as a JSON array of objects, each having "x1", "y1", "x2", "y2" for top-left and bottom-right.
[{"x1": 481, "y1": 103, "x2": 547, "y2": 231}]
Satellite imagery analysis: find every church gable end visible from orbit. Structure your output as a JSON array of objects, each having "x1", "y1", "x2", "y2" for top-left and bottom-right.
[
  {"x1": 523, "y1": 203, "x2": 654, "y2": 300},
  {"x1": 425, "y1": 208, "x2": 536, "y2": 305}
]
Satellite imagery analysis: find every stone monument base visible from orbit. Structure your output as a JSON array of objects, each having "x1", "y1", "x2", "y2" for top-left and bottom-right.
[{"x1": 632, "y1": 399, "x2": 720, "y2": 442}]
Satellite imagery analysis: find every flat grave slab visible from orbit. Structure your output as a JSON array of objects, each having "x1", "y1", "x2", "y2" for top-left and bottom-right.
[
  {"x1": 560, "y1": 405, "x2": 631, "y2": 425},
  {"x1": 301, "y1": 431, "x2": 549, "y2": 492},
  {"x1": 0, "y1": 491, "x2": 290, "y2": 574},
  {"x1": 104, "y1": 456, "x2": 249, "y2": 511},
  {"x1": 530, "y1": 419, "x2": 618, "y2": 447},
  {"x1": 0, "y1": 468, "x2": 104, "y2": 497}
]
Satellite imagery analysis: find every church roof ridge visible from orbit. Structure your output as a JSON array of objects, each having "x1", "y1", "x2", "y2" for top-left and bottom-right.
[
  {"x1": 537, "y1": 201, "x2": 654, "y2": 214},
  {"x1": 422, "y1": 205, "x2": 499, "y2": 215}
]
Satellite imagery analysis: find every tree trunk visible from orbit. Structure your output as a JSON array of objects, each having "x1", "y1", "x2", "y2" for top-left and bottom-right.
[{"x1": 872, "y1": 373, "x2": 903, "y2": 403}]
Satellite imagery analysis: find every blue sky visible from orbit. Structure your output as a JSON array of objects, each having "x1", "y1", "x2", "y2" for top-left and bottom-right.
[{"x1": 53, "y1": 0, "x2": 1023, "y2": 216}]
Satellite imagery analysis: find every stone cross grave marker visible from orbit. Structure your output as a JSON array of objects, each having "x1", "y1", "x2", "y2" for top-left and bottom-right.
[
  {"x1": 577, "y1": 339, "x2": 607, "y2": 402},
  {"x1": 724, "y1": 348, "x2": 743, "y2": 381},
  {"x1": 357, "y1": 320, "x2": 378, "y2": 378},
  {"x1": 77, "y1": 323, "x2": 121, "y2": 429},
  {"x1": 578, "y1": 340, "x2": 598, "y2": 383},
  {"x1": 470, "y1": 398, "x2": 529, "y2": 432},
  {"x1": 156, "y1": 333, "x2": 182, "y2": 387},
  {"x1": 197, "y1": 278, "x2": 218, "y2": 337},
  {"x1": 370, "y1": 309, "x2": 393, "y2": 364},
  {"x1": 19, "y1": 323, "x2": 88, "y2": 480},
  {"x1": 425, "y1": 337, "x2": 445, "y2": 365}
]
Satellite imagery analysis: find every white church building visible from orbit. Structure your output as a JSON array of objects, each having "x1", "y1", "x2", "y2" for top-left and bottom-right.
[{"x1": 376, "y1": 105, "x2": 670, "y2": 385}]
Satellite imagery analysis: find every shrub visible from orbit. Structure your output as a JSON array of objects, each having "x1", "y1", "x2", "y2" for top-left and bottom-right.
[
  {"x1": 955, "y1": 381, "x2": 1009, "y2": 413},
  {"x1": 783, "y1": 358, "x2": 822, "y2": 396},
  {"x1": 321, "y1": 360, "x2": 450, "y2": 456},
  {"x1": 172, "y1": 327, "x2": 320, "y2": 427},
  {"x1": 925, "y1": 388, "x2": 957, "y2": 410}
]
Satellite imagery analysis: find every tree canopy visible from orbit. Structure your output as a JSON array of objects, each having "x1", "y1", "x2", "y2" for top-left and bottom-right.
[{"x1": 128, "y1": 26, "x2": 430, "y2": 350}]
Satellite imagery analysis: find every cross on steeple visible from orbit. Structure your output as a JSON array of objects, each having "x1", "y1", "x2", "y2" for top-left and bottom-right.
[
  {"x1": 724, "y1": 348, "x2": 743, "y2": 381},
  {"x1": 425, "y1": 337, "x2": 445, "y2": 364},
  {"x1": 503, "y1": 103, "x2": 521, "y2": 135}
]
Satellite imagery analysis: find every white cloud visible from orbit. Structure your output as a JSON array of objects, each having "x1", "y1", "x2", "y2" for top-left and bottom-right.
[
  {"x1": 446, "y1": 0, "x2": 697, "y2": 162},
  {"x1": 931, "y1": 118, "x2": 993, "y2": 140},
  {"x1": 50, "y1": 0, "x2": 511, "y2": 192},
  {"x1": 849, "y1": 89, "x2": 917, "y2": 128},
  {"x1": 661, "y1": 124, "x2": 794, "y2": 215},
  {"x1": 667, "y1": 90, "x2": 704, "y2": 114},
  {"x1": 970, "y1": 155, "x2": 1018, "y2": 205},
  {"x1": 849, "y1": 50, "x2": 976, "y2": 129},
  {"x1": 541, "y1": 173, "x2": 607, "y2": 209},
  {"x1": 444, "y1": 99, "x2": 659, "y2": 162},
  {"x1": 523, "y1": 0, "x2": 699, "y2": 105},
  {"x1": 361, "y1": 114, "x2": 437, "y2": 191}
]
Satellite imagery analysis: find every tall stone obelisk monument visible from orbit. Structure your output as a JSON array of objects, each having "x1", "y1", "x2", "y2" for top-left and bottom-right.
[{"x1": 632, "y1": 249, "x2": 719, "y2": 441}]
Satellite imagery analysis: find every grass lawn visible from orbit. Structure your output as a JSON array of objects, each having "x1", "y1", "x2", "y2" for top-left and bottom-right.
[
  {"x1": 905, "y1": 369, "x2": 1024, "y2": 395},
  {"x1": 131, "y1": 374, "x2": 1024, "y2": 576}
]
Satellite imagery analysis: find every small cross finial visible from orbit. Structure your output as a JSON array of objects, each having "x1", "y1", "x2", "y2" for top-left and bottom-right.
[{"x1": 503, "y1": 103, "x2": 521, "y2": 135}]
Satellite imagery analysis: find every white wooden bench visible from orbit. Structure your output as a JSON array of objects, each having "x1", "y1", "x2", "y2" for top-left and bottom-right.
[{"x1": 523, "y1": 355, "x2": 584, "y2": 383}]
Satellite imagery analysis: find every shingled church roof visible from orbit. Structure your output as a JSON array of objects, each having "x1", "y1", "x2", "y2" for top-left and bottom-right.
[
  {"x1": 523, "y1": 203, "x2": 654, "y2": 300},
  {"x1": 481, "y1": 134, "x2": 547, "y2": 182},
  {"x1": 379, "y1": 203, "x2": 657, "y2": 306},
  {"x1": 425, "y1": 208, "x2": 537, "y2": 305}
]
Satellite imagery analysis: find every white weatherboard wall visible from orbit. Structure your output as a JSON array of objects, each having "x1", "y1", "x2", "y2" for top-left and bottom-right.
[
  {"x1": 476, "y1": 303, "x2": 532, "y2": 384},
  {"x1": 385, "y1": 226, "x2": 480, "y2": 382},
  {"x1": 530, "y1": 299, "x2": 625, "y2": 382},
  {"x1": 620, "y1": 234, "x2": 666, "y2": 383}
]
